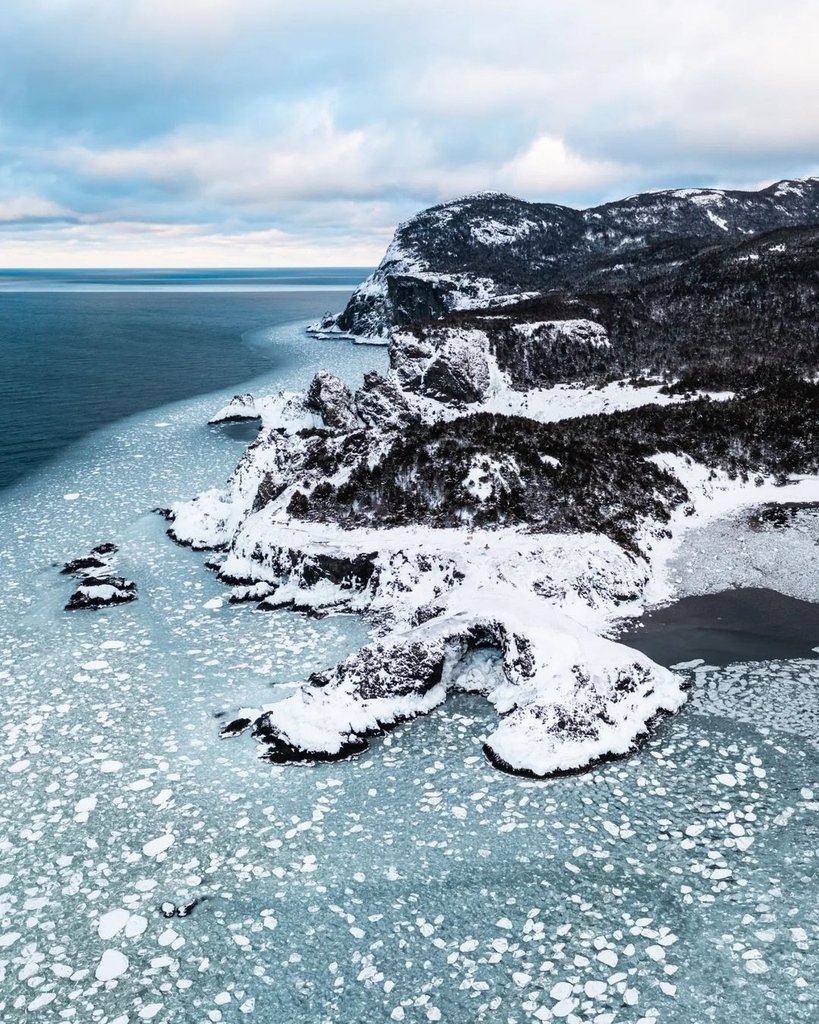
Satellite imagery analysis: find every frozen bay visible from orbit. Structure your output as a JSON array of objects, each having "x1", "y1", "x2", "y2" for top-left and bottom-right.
[{"x1": 0, "y1": 313, "x2": 816, "y2": 1022}]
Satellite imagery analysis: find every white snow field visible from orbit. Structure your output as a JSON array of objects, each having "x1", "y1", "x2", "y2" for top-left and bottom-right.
[{"x1": 0, "y1": 320, "x2": 816, "y2": 1023}]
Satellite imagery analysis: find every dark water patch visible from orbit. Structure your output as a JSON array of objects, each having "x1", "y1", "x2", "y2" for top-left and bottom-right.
[
  {"x1": 210, "y1": 419, "x2": 263, "y2": 443},
  {"x1": 746, "y1": 501, "x2": 819, "y2": 529},
  {"x1": 618, "y1": 586, "x2": 819, "y2": 667},
  {"x1": 0, "y1": 285, "x2": 356, "y2": 490}
]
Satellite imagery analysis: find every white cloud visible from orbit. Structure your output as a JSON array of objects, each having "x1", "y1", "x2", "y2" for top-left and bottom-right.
[
  {"x1": 0, "y1": 218, "x2": 389, "y2": 268},
  {"x1": 0, "y1": 194, "x2": 72, "y2": 222},
  {"x1": 3, "y1": 0, "x2": 819, "y2": 264},
  {"x1": 498, "y1": 136, "x2": 628, "y2": 197},
  {"x1": 51, "y1": 116, "x2": 626, "y2": 213}
]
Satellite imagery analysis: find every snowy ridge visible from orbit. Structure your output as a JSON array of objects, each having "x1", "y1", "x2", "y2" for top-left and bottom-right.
[
  {"x1": 510, "y1": 319, "x2": 610, "y2": 347},
  {"x1": 315, "y1": 179, "x2": 819, "y2": 339}
]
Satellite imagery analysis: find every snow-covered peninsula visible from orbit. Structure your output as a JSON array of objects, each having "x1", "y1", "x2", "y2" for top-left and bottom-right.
[{"x1": 165, "y1": 179, "x2": 819, "y2": 777}]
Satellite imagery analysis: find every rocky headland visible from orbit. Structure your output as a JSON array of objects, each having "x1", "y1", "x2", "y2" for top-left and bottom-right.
[{"x1": 166, "y1": 178, "x2": 819, "y2": 776}]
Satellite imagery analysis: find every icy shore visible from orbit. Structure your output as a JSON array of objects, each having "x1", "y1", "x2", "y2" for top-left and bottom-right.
[
  {"x1": 168, "y1": 328, "x2": 818, "y2": 777},
  {"x1": 2, "y1": 312, "x2": 817, "y2": 1023}
]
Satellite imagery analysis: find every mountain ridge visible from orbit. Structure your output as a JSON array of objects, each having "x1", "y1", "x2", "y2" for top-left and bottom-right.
[{"x1": 315, "y1": 177, "x2": 819, "y2": 338}]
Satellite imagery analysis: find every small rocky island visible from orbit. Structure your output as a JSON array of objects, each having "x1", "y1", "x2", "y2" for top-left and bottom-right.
[
  {"x1": 166, "y1": 178, "x2": 819, "y2": 777},
  {"x1": 62, "y1": 543, "x2": 138, "y2": 610}
]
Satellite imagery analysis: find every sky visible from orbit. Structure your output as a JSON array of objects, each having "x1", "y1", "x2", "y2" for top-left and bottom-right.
[{"x1": 1, "y1": 0, "x2": 818, "y2": 267}]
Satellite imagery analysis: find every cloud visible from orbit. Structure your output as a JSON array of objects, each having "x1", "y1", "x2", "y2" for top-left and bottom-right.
[
  {"x1": 1, "y1": 0, "x2": 818, "y2": 264},
  {"x1": 0, "y1": 194, "x2": 73, "y2": 224},
  {"x1": 498, "y1": 136, "x2": 628, "y2": 197}
]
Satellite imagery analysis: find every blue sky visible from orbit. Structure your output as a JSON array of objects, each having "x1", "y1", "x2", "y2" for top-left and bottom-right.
[{"x1": 1, "y1": 0, "x2": 818, "y2": 267}]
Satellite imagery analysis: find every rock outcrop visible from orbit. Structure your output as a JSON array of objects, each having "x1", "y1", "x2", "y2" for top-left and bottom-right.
[
  {"x1": 62, "y1": 544, "x2": 138, "y2": 610},
  {"x1": 209, "y1": 393, "x2": 260, "y2": 424},
  {"x1": 305, "y1": 371, "x2": 360, "y2": 432}
]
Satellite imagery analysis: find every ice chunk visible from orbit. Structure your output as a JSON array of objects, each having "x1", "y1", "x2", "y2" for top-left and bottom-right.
[
  {"x1": 142, "y1": 833, "x2": 175, "y2": 857},
  {"x1": 95, "y1": 949, "x2": 129, "y2": 981},
  {"x1": 98, "y1": 908, "x2": 130, "y2": 940}
]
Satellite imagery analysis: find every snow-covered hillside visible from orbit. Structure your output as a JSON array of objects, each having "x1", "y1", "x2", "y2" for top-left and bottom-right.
[
  {"x1": 313, "y1": 179, "x2": 819, "y2": 339},
  {"x1": 164, "y1": 179, "x2": 819, "y2": 777},
  {"x1": 166, "y1": 336, "x2": 819, "y2": 778}
]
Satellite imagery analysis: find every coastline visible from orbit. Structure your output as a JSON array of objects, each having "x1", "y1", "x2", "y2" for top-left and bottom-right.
[
  {"x1": 165, "y1": 323, "x2": 819, "y2": 781},
  {"x1": 0, "y1": 316, "x2": 817, "y2": 1022}
]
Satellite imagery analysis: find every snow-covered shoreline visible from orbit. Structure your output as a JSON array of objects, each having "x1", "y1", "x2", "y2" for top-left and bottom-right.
[{"x1": 169, "y1": 329, "x2": 819, "y2": 777}]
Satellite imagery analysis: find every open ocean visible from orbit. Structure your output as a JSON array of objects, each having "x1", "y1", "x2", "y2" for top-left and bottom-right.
[{"x1": 0, "y1": 268, "x2": 370, "y2": 491}]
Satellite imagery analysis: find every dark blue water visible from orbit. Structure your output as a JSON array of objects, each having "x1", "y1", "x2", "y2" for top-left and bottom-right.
[
  {"x1": 0, "y1": 269, "x2": 369, "y2": 491},
  {"x1": 0, "y1": 268, "x2": 370, "y2": 291}
]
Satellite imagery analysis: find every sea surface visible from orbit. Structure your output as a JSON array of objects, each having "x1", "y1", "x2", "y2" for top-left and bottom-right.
[
  {"x1": 0, "y1": 268, "x2": 369, "y2": 491},
  {"x1": 619, "y1": 588, "x2": 819, "y2": 667},
  {"x1": 0, "y1": 276, "x2": 816, "y2": 1024}
]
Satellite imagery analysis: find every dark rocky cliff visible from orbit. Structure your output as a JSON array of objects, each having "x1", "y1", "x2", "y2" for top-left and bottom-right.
[
  {"x1": 323, "y1": 179, "x2": 819, "y2": 337},
  {"x1": 382, "y1": 222, "x2": 819, "y2": 395}
]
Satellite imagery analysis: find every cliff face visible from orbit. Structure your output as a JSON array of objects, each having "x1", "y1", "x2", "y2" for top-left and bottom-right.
[
  {"x1": 322, "y1": 179, "x2": 819, "y2": 338},
  {"x1": 374, "y1": 221, "x2": 819, "y2": 397}
]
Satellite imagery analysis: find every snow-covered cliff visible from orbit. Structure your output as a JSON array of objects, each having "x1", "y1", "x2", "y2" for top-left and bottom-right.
[
  {"x1": 165, "y1": 178, "x2": 819, "y2": 777},
  {"x1": 313, "y1": 179, "x2": 819, "y2": 339},
  {"x1": 166, "y1": 344, "x2": 819, "y2": 778}
]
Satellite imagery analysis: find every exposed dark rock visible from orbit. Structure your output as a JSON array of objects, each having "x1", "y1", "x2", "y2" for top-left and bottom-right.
[
  {"x1": 354, "y1": 371, "x2": 417, "y2": 428},
  {"x1": 61, "y1": 543, "x2": 137, "y2": 610},
  {"x1": 61, "y1": 556, "x2": 107, "y2": 575},
  {"x1": 307, "y1": 311, "x2": 339, "y2": 334},
  {"x1": 256, "y1": 596, "x2": 296, "y2": 611},
  {"x1": 306, "y1": 371, "x2": 359, "y2": 432},
  {"x1": 161, "y1": 897, "x2": 208, "y2": 918},
  {"x1": 251, "y1": 473, "x2": 288, "y2": 513},
  {"x1": 300, "y1": 552, "x2": 377, "y2": 589},
  {"x1": 253, "y1": 714, "x2": 370, "y2": 764},
  {"x1": 166, "y1": 528, "x2": 225, "y2": 552},
  {"x1": 391, "y1": 326, "x2": 492, "y2": 403},
  {"x1": 91, "y1": 543, "x2": 118, "y2": 556},
  {"x1": 220, "y1": 717, "x2": 252, "y2": 737},
  {"x1": 65, "y1": 576, "x2": 138, "y2": 610},
  {"x1": 215, "y1": 569, "x2": 256, "y2": 586}
]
